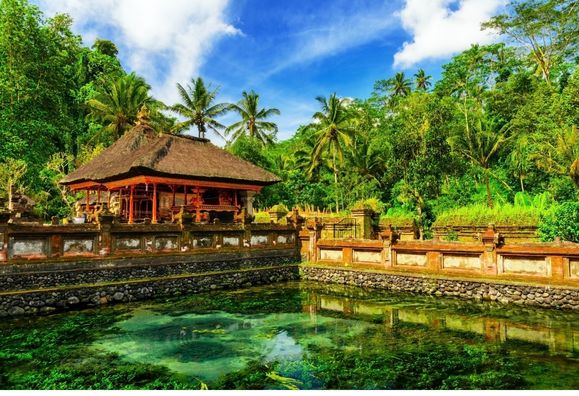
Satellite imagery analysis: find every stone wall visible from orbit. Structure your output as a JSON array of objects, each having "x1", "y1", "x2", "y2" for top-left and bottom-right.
[
  {"x1": 0, "y1": 245, "x2": 300, "y2": 317},
  {"x1": 1, "y1": 265, "x2": 299, "y2": 317},
  {"x1": 309, "y1": 226, "x2": 579, "y2": 288},
  {"x1": 0, "y1": 249, "x2": 297, "y2": 292},
  {"x1": 302, "y1": 266, "x2": 578, "y2": 310}
]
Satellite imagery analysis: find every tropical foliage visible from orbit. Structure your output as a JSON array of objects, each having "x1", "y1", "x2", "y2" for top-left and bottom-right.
[
  {"x1": 170, "y1": 77, "x2": 230, "y2": 139},
  {"x1": 225, "y1": 90, "x2": 280, "y2": 145},
  {"x1": 0, "y1": 0, "x2": 577, "y2": 242}
]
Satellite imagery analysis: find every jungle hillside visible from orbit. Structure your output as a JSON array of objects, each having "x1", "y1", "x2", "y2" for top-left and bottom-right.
[{"x1": 0, "y1": 0, "x2": 577, "y2": 241}]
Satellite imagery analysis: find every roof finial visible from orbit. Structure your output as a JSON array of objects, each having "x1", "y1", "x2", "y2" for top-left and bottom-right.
[{"x1": 136, "y1": 104, "x2": 151, "y2": 125}]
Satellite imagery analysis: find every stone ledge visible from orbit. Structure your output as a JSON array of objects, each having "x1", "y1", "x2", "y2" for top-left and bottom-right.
[
  {"x1": 0, "y1": 265, "x2": 300, "y2": 317},
  {"x1": 303, "y1": 262, "x2": 579, "y2": 290},
  {"x1": 301, "y1": 266, "x2": 579, "y2": 310}
]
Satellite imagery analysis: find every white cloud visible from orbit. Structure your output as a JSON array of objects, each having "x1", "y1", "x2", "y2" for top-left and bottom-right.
[
  {"x1": 393, "y1": 0, "x2": 505, "y2": 68},
  {"x1": 36, "y1": 0, "x2": 240, "y2": 103},
  {"x1": 261, "y1": 3, "x2": 398, "y2": 79}
]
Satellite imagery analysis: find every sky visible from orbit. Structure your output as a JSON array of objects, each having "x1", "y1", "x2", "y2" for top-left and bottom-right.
[{"x1": 34, "y1": 0, "x2": 506, "y2": 142}]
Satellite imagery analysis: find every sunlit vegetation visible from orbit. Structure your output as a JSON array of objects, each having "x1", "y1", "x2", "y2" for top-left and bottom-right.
[{"x1": 0, "y1": 0, "x2": 576, "y2": 240}]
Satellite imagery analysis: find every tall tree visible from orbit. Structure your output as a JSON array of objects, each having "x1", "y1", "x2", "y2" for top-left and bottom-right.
[
  {"x1": 530, "y1": 125, "x2": 579, "y2": 189},
  {"x1": 0, "y1": 158, "x2": 27, "y2": 212},
  {"x1": 170, "y1": 77, "x2": 230, "y2": 139},
  {"x1": 414, "y1": 69, "x2": 432, "y2": 91},
  {"x1": 226, "y1": 90, "x2": 280, "y2": 145},
  {"x1": 91, "y1": 38, "x2": 118, "y2": 57},
  {"x1": 0, "y1": 0, "x2": 82, "y2": 165},
  {"x1": 482, "y1": 0, "x2": 578, "y2": 84},
  {"x1": 391, "y1": 72, "x2": 412, "y2": 97},
  {"x1": 86, "y1": 72, "x2": 154, "y2": 141},
  {"x1": 449, "y1": 107, "x2": 514, "y2": 208},
  {"x1": 308, "y1": 93, "x2": 355, "y2": 212}
]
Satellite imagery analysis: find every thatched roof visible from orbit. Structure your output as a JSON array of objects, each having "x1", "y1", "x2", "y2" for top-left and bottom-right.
[{"x1": 61, "y1": 124, "x2": 280, "y2": 186}]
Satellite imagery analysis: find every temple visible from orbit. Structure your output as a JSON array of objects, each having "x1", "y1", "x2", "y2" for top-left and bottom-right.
[{"x1": 60, "y1": 114, "x2": 280, "y2": 224}]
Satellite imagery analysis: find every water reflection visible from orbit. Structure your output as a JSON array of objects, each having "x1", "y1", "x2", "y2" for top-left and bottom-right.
[
  {"x1": 91, "y1": 281, "x2": 579, "y2": 387},
  {"x1": 307, "y1": 294, "x2": 578, "y2": 354}
]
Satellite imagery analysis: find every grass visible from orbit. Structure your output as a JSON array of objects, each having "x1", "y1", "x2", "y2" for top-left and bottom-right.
[
  {"x1": 379, "y1": 208, "x2": 415, "y2": 228},
  {"x1": 433, "y1": 203, "x2": 546, "y2": 228}
]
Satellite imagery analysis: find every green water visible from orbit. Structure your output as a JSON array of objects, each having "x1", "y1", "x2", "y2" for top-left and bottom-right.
[{"x1": 1, "y1": 281, "x2": 578, "y2": 390}]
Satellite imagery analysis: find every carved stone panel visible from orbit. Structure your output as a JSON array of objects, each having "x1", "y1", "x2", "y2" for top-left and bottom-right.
[
  {"x1": 501, "y1": 255, "x2": 548, "y2": 276},
  {"x1": 155, "y1": 236, "x2": 179, "y2": 251},
  {"x1": 569, "y1": 259, "x2": 578, "y2": 278},
  {"x1": 396, "y1": 252, "x2": 427, "y2": 266},
  {"x1": 277, "y1": 233, "x2": 295, "y2": 245},
  {"x1": 443, "y1": 254, "x2": 481, "y2": 270},
  {"x1": 223, "y1": 236, "x2": 240, "y2": 247},
  {"x1": 63, "y1": 238, "x2": 95, "y2": 256},
  {"x1": 353, "y1": 250, "x2": 381, "y2": 263},
  {"x1": 319, "y1": 249, "x2": 343, "y2": 261},
  {"x1": 8, "y1": 237, "x2": 48, "y2": 259},
  {"x1": 192, "y1": 234, "x2": 213, "y2": 248},
  {"x1": 115, "y1": 236, "x2": 142, "y2": 251},
  {"x1": 250, "y1": 234, "x2": 268, "y2": 246}
]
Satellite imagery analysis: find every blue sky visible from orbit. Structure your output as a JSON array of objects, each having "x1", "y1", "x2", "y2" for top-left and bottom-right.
[{"x1": 35, "y1": 0, "x2": 505, "y2": 142}]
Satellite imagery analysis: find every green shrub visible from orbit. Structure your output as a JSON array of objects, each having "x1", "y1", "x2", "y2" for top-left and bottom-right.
[
  {"x1": 351, "y1": 198, "x2": 386, "y2": 214},
  {"x1": 444, "y1": 230, "x2": 459, "y2": 241},
  {"x1": 380, "y1": 208, "x2": 415, "y2": 228},
  {"x1": 538, "y1": 202, "x2": 579, "y2": 243},
  {"x1": 269, "y1": 204, "x2": 289, "y2": 214},
  {"x1": 254, "y1": 211, "x2": 271, "y2": 223}
]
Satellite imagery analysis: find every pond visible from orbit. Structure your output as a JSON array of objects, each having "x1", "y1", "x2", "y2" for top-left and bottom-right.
[{"x1": 1, "y1": 281, "x2": 578, "y2": 390}]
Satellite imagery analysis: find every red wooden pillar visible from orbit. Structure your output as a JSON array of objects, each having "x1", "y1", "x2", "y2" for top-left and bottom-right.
[
  {"x1": 107, "y1": 190, "x2": 111, "y2": 209},
  {"x1": 152, "y1": 183, "x2": 158, "y2": 224},
  {"x1": 97, "y1": 188, "x2": 101, "y2": 205},
  {"x1": 195, "y1": 185, "x2": 201, "y2": 222},
  {"x1": 128, "y1": 185, "x2": 135, "y2": 224},
  {"x1": 86, "y1": 189, "x2": 90, "y2": 211},
  {"x1": 184, "y1": 186, "x2": 188, "y2": 205},
  {"x1": 172, "y1": 185, "x2": 176, "y2": 207}
]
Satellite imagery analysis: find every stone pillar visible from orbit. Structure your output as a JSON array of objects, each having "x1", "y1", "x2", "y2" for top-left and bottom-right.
[
  {"x1": 481, "y1": 224, "x2": 500, "y2": 275},
  {"x1": 343, "y1": 247, "x2": 353, "y2": 266},
  {"x1": 240, "y1": 191, "x2": 257, "y2": 216},
  {"x1": 307, "y1": 220, "x2": 323, "y2": 262},
  {"x1": 549, "y1": 256, "x2": 565, "y2": 281},
  {"x1": 50, "y1": 234, "x2": 62, "y2": 258},
  {"x1": 380, "y1": 225, "x2": 399, "y2": 268},
  {"x1": 99, "y1": 221, "x2": 113, "y2": 256},
  {"x1": 426, "y1": 251, "x2": 442, "y2": 272},
  {"x1": 351, "y1": 209, "x2": 375, "y2": 239}
]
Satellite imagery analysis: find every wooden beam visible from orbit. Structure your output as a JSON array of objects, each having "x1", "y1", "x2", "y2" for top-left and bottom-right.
[
  {"x1": 66, "y1": 181, "x2": 100, "y2": 190},
  {"x1": 102, "y1": 175, "x2": 264, "y2": 192}
]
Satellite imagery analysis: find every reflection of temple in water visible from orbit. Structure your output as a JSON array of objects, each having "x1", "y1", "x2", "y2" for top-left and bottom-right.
[{"x1": 302, "y1": 293, "x2": 578, "y2": 354}]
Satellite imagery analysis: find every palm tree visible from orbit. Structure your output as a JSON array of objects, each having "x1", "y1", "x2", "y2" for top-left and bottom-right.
[
  {"x1": 414, "y1": 69, "x2": 432, "y2": 91},
  {"x1": 390, "y1": 72, "x2": 412, "y2": 97},
  {"x1": 530, "y1": 125, "x2": 579, "y2": 190},
  {"x1": 226, "y1": 90, "x2": 280, "y2": 145},
  {"x1": 308, "y1": 93, "x2": 355, "y2": 212},
  {"x1": 86, "y1": 72, "x2": 154, "y2": 140},
  {"x1": 170, "y1": 77, "x2": 230, "y2": 139},
  {"x1": 449, "y1": 110, "x2": 513, "y2": 208}
]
